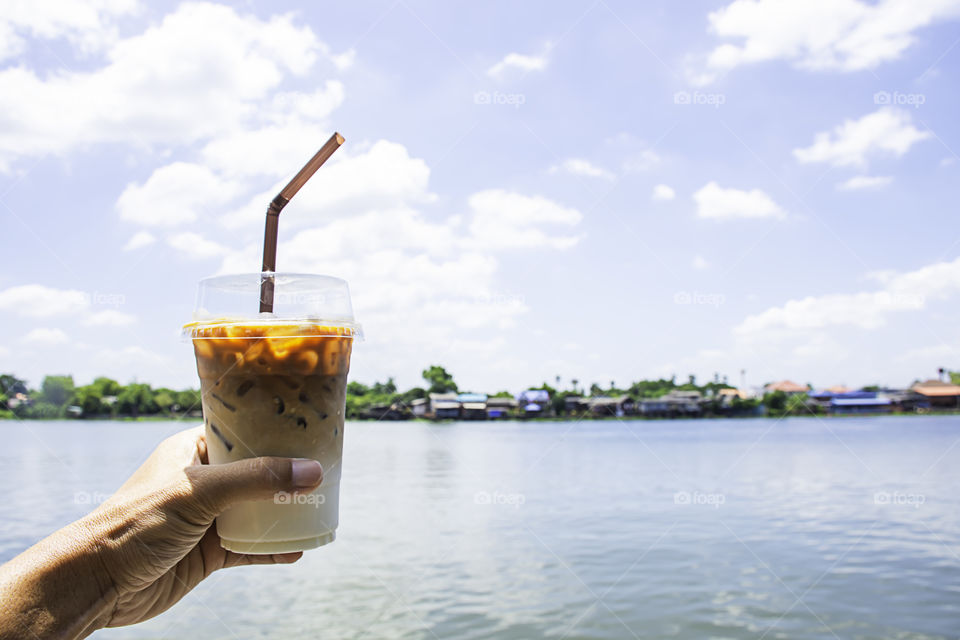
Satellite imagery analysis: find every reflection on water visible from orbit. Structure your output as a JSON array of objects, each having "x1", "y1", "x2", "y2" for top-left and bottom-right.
[{"x1": 1, "y1": 417, "x2": 959, "y2": 639}]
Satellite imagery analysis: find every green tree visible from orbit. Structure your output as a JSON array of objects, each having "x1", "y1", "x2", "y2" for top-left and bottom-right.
[
  {"x1": 116, "y1": 383, "x2": 158, "y2": 416},
  {"x1": 422, "y1": 365, "x2": 457, "y2": 394},
  {"x1": 764, "y1": 390, "x2": 787, "y2": 413},
  {"x1": 372, "y1": 378, "x2": 397, "y2": 395},
  {"x1": 174, "y1": 389, "x2": 201, "y2": 413},
  {"x1": 41, "y1": 375, "x2": 75, "y2": 407},
  {"x1": 153, "y1": 388, "x2": 176, "y2": 413},
  {"x1": 0, "y1": 374, "x2": 28, "y2": 396},
  {"x1": 72, "y1": 386, "x2": 104, "y2": 416},
  {"x1": 347, "y1": 381, "x2": 370, "y2": 396},
  {"x1": 91, "y1": 377, "x2": 123, "y2": 397}
]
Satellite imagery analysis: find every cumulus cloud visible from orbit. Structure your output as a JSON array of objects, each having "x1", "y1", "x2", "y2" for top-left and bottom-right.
[
  {"x1": 836, "y1": 175, "x2": 893, "y2": 190},
  {"x1": 83, "y1": 310, "x2": 136, "y2": 326},
  {"x1": 0, "y1": 284, "x2": 136, "y2": 326},
  {"x1": 486, "y1": 44, "x2": 551, "y2": 78},
  {"x1": 22, "y1": 327, "x2": 69, "y2": 346},
  {"x1": 219, "y1": 139, "x2": 436, "y2": 231},
  {"x1": 652, "y1": 184, "x2": 676, "y2": 201},
  {"x1": 0, "y1": 0, "x2": 138, "y2": 62},
  {"x1": 167, "y1": 232, "x2": 232, "y2": 259},
  {"x1": 117, "y1": 162, "x2": 243, "y2": 226},
  {"x1": 0, "y1": 2, "x2": 350, "y2": 171},
  {"x1": 622, "y1": 150, "x2": 661, "y2": 173},
  {"x1": 549, "y1": 158, "x2": 615, "y2": 180},
  {"x1": 693, "y1": 181, "x2": 785, "y2": 220},
  {"x1": 692, "y1": 255, "x2": 710, "y2": 269},
  {"x1": 695, "y1": 0, "x2": 960, "y2": 83},
  {"x1": 0, "y1": 284, "x2": 90, "y2": 317},
  {"x1": 122, "y1": 230, "x2": 156, "y2": 251},
  {"x1": 793, "y1": 108, "x2": 930, "y2": 168},
  {"x1": 736, "y1": 256, "x2": 960, "y2": 335},
  {"x1": 467, "y1": 189, "x2": 583, "y2": 250}
]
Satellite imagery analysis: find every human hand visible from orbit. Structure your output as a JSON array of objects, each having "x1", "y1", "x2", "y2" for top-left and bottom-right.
[{"x1": 0, "y1": 425, "x2": 324, "y2": 639}]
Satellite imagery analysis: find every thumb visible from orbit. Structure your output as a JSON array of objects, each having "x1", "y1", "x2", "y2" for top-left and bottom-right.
[{"x1": 186, "y1": 457, "x2": 324, "y2": 518}]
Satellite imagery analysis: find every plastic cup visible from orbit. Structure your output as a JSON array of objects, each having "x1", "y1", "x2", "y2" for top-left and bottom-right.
[{"x1": 183, "y1": 273, "x2": 361, "y2": 554}]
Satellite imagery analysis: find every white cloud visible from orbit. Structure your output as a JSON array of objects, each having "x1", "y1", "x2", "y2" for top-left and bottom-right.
[
  {"x1": 652, "y1": 184, "x2": 676, "y2": 201},
  {"x1": 0, "y1": 0, "x2": 139, "y2": 61},
  {"x1": 22, "y1": 327, "x2": 69, "y2": 346},
  {"x1": 836, "y1": 175, "x2": 893, "y2": 190},
  {"x1": 793, "y1": 108, "x2": 930, "y2": 168},
  {"x1": 736, "y1": 256, "x2": 960, "y2": 335},
  {"x1": 693, "y1": 181, "x2": 785, "y2": 220},
  {"x1": 0, "y1": 2, "x2": 349, "y2": 171},
  {"x1": 219, "y1": 139, "x2": 437, "y2": 230},
  {"x1": 549, "y1": 158, "x2": 615, "y2": 180},
  {"x1": 468, "y1": 189, "x2": 582, "y2": 250},
  {"x1": 122, "y1": 230, "x2": 156, "y2": 251},
  {"x1": 168, "y1": 232, "x2": 231, "y2": 259},
  {"x1": 622, "y1": 150, "x2": 661, "y2": 172},
  {"x1": 116, "y1": 162, "x2": 242, "y2": 226},
  {"x1": 0, "y1": 284, "x2": 89, "y2": 317},
  {"x1": 83, "y1": 309, "x2": 136, "y2": 326},
  {"x1": 697, "y1": 0, "x2": 960, "y2": 83},
  {"x1": 331, "y1": 49, "x2": 356, "y2": 71},
  {"x1": 486, "y1": 44, "x2": 551, "y2": 78},
  {"x1": 692, "y1": 255, "x2": 710, "y2": 269}
]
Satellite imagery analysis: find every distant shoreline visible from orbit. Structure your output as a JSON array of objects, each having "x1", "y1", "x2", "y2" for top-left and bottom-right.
[{"x1": 4, "y1": 411, "x2": 960, "y2": 424}]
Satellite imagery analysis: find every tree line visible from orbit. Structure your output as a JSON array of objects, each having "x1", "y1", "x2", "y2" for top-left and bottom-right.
[
  {"x1": 0, "y1": 374, "x2": 201, "y2": 419},
  {"x1": 7, "y1": 365, "x2": 913, "y2": 421}
]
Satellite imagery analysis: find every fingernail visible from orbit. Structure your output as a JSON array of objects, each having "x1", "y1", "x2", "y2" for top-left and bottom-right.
[{"x1": 291, "y1": 459, "x2": 323, "y2": 487}]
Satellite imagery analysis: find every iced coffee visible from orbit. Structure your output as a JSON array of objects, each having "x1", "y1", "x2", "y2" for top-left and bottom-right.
[{"x1": 184, "y1": 273, "x2": 360, "y2": 554}]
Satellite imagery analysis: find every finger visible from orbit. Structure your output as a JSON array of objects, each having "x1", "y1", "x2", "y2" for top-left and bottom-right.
[
  {"x1": 222, "y1": 551, "x2": 303, "y2": 568},
  {"x1": 196, "y1": 431, "x2": 209, "y2": 465},
  {"x1": 185, "y1": 456, "x2": 324, "y2": 516}
]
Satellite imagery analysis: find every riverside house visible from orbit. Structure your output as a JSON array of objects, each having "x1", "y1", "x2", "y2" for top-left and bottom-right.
[
  {"x1": 764, "y1": 380, "x2": 810, "y2": 395},
  {"x1": 517, "y1": 389, "x2": 550, "y2": 417},
  {"x1": 910, "y1": 380, "x2": 960, "y2": 409},
  {"x1": 458, "y1": 393, "x2": 488, "y2": 420},
  {"x1": 588, "y1": 395, "x2": 634, "y2": 417},
  {"x1": 639, "y1": 390, "x2": 703, "y2": 417},
  {"x1": 486, "y1": 396, "x2": 518, "y2": 419},
  {"x1": 425, "y1": 393, "x2": 461, "y2": 419}
]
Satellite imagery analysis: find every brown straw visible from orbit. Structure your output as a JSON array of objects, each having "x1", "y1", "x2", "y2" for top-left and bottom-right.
[{"x1": 260, "y1": 132, "x2": 345, "y2": 312}]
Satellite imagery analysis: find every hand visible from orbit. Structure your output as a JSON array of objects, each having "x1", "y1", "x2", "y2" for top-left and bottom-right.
[{"x1": 0, "y1": 425, "x2": 324, "y2": 639}]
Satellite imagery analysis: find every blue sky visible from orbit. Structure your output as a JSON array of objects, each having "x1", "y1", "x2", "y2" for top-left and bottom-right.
[{"x1": 1, "y1": 0, "x2": 959, "y2": 393}]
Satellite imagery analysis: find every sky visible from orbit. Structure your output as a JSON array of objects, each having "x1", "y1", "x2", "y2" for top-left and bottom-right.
[{"x1": 1, "y1": 0, "x2": 960, "y2": 394}]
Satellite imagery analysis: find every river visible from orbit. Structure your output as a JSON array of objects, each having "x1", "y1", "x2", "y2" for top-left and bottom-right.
[{"x1": 1, "y1": 416, "x2": 958, "y2": 639}]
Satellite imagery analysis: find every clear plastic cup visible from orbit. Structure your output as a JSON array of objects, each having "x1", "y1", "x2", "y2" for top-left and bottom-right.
[{"x1": 183, "y1": 273, "x2": 361, "y2": 554}]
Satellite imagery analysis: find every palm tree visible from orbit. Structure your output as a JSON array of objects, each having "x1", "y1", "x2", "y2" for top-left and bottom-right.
[{"x1": 571, "y1": 378, "x2": 579, "y2": 394}]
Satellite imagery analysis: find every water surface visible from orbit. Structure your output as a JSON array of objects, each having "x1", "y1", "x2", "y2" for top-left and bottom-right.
[{"x1": 1, "y1": 417, "x2": 958, "y2": 639}]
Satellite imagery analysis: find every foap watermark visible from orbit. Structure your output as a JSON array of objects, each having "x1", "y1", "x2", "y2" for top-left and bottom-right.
[
  {"x1": 673, "y1": 90, "x2": 725, "y2": 108},
  {"x1": 673, "y1": 291, "x2": 725, "y2": 307},
  {"x1": 474, "y1": 90, "x2": 526, "y2": 109},
  {"x1": 84, "y1": 291, "x2": 126, "y2": 308},
  {"x1": 272, "y1": 291, "x2": 327, "y2": 307},
  {"x1": 874, "y1": 491, "x2": 925, "y2": 509},
  {"x1": 674, "y1": 490, "x2": 726, "y2": 508},
  {"x1": 74, "y1": 491, "x2": 111, "y2": 505},
  {"x1": 474, "y1": 490, "x2": 525, "y2": 508},
  {"x1": 274, "y1": 491, "x2": 325, "y2": 506},
  {"x1": 474, "y1": 292, "x2": 526, "y2": 307},
  {"x1": 873, "y1": 90, "x2": 925, "y2": 108}
]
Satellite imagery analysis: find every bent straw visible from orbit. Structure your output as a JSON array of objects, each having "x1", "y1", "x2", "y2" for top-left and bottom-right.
[{"x1": 260, "y1": 132, "x2": 345, "y2": 312}]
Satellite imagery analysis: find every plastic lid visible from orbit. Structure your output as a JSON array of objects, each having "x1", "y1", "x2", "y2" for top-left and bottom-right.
[{"x1": 182, "y1": 273, "x2": 362, "y2": 340}]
